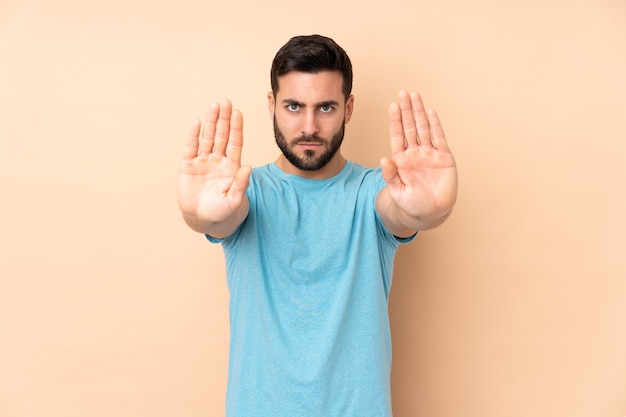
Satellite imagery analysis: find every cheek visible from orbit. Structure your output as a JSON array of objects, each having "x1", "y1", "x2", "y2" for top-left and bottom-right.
[
  {"x1": 323, "y1": 117, "x2": 345, "y2": 134},
  {"x1": 275, "y1": 115, "x2": 299, "y2": 136}
]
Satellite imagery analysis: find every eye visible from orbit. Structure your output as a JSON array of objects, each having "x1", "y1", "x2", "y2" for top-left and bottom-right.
[
  {"x1": 320, "y1": 104, "x2": 334, "y2": 113},
  {"x1": 287, "y1": 103, "x2": 300, "y2": 112}
]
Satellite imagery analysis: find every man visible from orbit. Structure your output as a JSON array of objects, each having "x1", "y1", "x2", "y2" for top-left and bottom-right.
[{"x1": 177, "y1": 35, "x2": 457, "y2": 417}]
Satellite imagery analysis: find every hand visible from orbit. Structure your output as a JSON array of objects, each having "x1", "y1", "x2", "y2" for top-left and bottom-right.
[
  {"x1": 177, "y1": 100, "x2": 251, "y2": 235},
  {"x1": 380, "y1": 91, "x2": 458, "y2": 230}
]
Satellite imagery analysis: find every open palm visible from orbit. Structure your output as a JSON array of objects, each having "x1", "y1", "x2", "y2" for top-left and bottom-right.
[
  {"x1": 177, "y1": 100, "x2": 251, "y2": 232},
  {"x1": 381, "y1": 91, "x2": 458, "y2": 222}
]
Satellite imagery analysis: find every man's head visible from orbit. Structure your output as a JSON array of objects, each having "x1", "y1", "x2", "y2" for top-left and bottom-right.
[{"x1": 269, "y1": 35, "x2": 354, "y2": 176}]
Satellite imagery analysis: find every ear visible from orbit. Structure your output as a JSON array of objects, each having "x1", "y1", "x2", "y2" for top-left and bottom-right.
[
  {"x1": 267, "y1": 91, "x2": 276, "y2": 120},
  {"x1": 344, "y1": 94, "x2": 355, "y2": 124}
]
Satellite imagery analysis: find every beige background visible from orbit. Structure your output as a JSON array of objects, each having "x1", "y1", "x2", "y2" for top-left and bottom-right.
[{"x1": 1, "y1": 0, "x2": 625, "y2": 416}]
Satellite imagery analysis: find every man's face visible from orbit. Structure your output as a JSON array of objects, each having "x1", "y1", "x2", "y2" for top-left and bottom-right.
[{"x1": 268, "y1": 71, "x2": 354, "y2": 172}]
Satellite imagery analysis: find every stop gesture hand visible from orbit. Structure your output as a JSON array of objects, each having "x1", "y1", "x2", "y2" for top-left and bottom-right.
[
  {"x1": 379, "y1": 91, "x2": 458, "y2": 234},
  {"x1": 177, "y1": 100, "x2": 251, "y2": 237}
]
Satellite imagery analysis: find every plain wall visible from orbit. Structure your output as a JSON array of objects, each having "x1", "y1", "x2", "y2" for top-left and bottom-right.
[{"x1": 1, "y1": 0, "x2": 625, "y2": 416}]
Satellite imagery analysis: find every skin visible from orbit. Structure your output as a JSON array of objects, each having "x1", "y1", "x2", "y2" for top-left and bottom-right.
[{"x1": 177, "y1": 70, "x2": 457, "y2": 239}]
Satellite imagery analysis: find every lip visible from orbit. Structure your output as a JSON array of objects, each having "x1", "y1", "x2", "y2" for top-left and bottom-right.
[{"x1": 296, "y1": 143, "x2": 323, "y2": 149}]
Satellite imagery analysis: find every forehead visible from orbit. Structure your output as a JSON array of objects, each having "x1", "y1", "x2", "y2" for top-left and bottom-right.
[{"x1": 276, "y1": 71, "x2": 344, "y2": 102}]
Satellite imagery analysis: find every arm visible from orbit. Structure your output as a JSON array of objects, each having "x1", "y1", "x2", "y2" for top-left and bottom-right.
[
  {"x1": 177, "y1": 100, "x2": 251, "y2": 238},
  {"x1": 376, "y1": 91, "x2": 458, "y2": 237}
]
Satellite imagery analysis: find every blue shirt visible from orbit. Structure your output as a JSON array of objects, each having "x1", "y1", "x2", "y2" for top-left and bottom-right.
[{"x1": 208, "y1": 161, "x2": 415, "y2": 417}]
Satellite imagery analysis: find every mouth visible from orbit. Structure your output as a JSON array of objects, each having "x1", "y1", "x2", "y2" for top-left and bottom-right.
[{"x1": 295, "y1": 142, "x2": 324, "y2": 150}]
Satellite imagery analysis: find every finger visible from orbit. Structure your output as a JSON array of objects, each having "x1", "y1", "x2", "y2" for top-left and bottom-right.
[
  {"x1": 226, "y1": 109, "x2": 244, "y2": 164},
  {"x1": 183, "y1": 119, "x2": 201, "y2": 160},
  {"x1": 427, "y1": 109, "x2": 449, "y2": 151},
  {"x1": 388, "y1": 102, "x2": 406, "y2": 155},
  {"x1": 213, "y1": 99, "x2": 232, "y2": 156},
  {"x1": 398, "y1": 90, "x2": 419, "y2": 147},
  {"x1": 199, "y1": 102, "x2": 219, "y2": 156},
  {"x1": 410, "y1": 92, "x2": 432, "y2": 148}
]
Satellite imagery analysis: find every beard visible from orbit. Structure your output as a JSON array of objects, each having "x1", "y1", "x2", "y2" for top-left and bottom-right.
[{"x1": 273, "y1": 116, "x2": 345, "y2": 171}]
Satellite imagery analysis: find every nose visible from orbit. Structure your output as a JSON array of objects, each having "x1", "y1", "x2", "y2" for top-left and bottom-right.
[{"x1": 301, "y1": 110, "x2": 319, "y2": 136}]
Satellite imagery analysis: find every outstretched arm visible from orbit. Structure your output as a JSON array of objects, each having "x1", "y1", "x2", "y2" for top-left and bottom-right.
[
  {"x1": 177, "y1": 100, "x2": 251, "y2": 238},
  {"x1": 376, "y1": 91, "x2": 458, "y2": 237}
]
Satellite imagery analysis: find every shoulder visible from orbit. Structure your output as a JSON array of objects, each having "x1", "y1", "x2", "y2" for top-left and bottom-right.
[
  {"x1": 247, "y1": 163, "x2": 283, "y2": 192},
  {"x1": 250, "y1": 163, "x2": 275, "y2": 180},
  {"x1": 344, "y1": 161, "x2": 386, "y2": 193}
]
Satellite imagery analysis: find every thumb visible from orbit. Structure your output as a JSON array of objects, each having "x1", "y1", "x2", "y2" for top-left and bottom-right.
[
  {"x1": 228, "y1": 165, "x2": 252, "y2": 200},
  {"x1": 380, "y1": 157, "x2": 402, "y2": 188}
]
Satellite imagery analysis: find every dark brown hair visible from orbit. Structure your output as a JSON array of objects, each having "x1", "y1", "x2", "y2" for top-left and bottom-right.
[{"x1": 270, "y1": 35, "x2": 353, "y2": 100}]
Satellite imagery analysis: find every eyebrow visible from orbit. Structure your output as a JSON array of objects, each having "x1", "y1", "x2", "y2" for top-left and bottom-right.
[{"x1": 282, "y1": 99, "x2": 340, "y2": 108}]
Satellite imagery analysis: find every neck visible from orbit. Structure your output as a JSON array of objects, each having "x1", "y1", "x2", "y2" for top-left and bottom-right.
[{"x1": 275, "y1": 153, "x2": 346, "y2": 179}]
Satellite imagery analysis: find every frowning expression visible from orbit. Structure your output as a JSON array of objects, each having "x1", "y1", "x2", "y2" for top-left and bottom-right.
[{"x1": 268, "y1": 71, "x2": 354, "y2": 173}]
